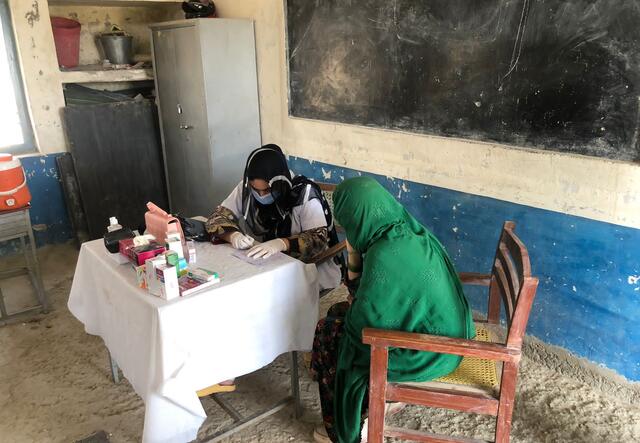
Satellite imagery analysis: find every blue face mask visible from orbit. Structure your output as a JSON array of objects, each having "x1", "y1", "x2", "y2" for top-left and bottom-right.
[{"x1": 252, "y1": 189, "x2": 277, "y2": 205}]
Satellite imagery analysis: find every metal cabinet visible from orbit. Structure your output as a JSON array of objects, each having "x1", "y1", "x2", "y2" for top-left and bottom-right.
[{"x1": 150, "y1": 19, "x2": 261, "y2": 217}]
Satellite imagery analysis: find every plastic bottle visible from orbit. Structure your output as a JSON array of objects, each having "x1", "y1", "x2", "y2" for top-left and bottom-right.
[{"x1": 107, "y1": 216, "x2": 122, "y2": 233}]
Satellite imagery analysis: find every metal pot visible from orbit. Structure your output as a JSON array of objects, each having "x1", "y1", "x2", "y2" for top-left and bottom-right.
[{"x1": 99, "y1": 33, "x2": 134, "y2": 65}]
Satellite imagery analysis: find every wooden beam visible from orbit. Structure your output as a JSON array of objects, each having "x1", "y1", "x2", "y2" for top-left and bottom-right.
[
  {"x1": 458, "y1": 272, "x2": 491, "y2": 286},
  {"x1": 385, "y1": 427, "x2": 490, "y2": 443},
  {"x1": 386, "y1": 384, "x2": 499, "y2": 416},
  {"x1": 362, "y1": 328, "x2": 521, "y2": 363},
  {"x1": 60, "y1": 66, "x2": 153, "y2": 84}
]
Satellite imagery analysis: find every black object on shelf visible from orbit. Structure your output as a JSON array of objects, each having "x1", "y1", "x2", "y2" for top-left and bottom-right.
[
  {"x1": 62, "y1": 99, "x2": 169, "y2": 240},
  {"x1": 56, "y1": 152, "x2": 90, "y2": 247}
]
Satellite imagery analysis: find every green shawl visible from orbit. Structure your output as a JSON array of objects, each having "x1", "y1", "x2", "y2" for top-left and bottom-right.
[{"x1": 332, "y1": 177, "x2": 475, "y2": 443}]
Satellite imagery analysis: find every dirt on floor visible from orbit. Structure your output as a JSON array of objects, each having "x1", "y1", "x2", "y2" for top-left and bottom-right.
[{"x1": 0, "y1": 243, "x2": 639, "y2": 443}]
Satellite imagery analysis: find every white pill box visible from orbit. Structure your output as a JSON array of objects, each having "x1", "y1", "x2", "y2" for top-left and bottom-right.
[{"x1": 145, "y1": 256, "x2": 166, "y2": 296}]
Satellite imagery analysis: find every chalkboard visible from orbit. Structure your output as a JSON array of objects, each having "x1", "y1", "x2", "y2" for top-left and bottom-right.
[
  {"x1": 286, "y1": 0, "x2": 640, "y2": 162},
  {"x1": 63, "y1": 100, "x2": 169, "y2": 240}
]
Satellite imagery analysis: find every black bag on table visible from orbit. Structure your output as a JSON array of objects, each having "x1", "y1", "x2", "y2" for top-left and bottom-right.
[{"x1": 176, "y1": 215, "x2": 209, "y2": 242}]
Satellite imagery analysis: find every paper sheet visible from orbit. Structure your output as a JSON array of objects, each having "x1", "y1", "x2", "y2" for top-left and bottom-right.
[{"x1": 231, "y1": 249, "x2": 287, "y2": 266}]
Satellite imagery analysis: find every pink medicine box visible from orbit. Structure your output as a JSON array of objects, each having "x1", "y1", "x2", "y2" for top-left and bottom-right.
[{"x1": 119, "y1": 238, "x2": 166, "y2": 266}]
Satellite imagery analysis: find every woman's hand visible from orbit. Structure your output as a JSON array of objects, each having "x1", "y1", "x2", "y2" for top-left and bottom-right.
[
  {"x1": 247, "y1": 238, "x2": 288, "y2": 259},
  {"x1": 229, "y1": 232, "x2": 255, "y2": 249},
  {"x1": 347, "y1": 294, "x2": 354, "y2": 305},
  {"x1": 346, "y1": 239, "x2": 355, "y2": 254},
  {"x1": 346, "y1": 239, "x2": 363, "y2": 281}
]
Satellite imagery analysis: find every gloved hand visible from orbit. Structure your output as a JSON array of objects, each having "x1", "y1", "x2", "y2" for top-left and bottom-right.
[
  {"x1": 229, "y1": 232, "x2": 255, "y2": 250},
  {"x1": 247, "y1": 238, "x2": 287, "y2": 259}
]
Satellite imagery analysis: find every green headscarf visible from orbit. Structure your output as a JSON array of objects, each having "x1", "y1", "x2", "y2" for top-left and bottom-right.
[{"x1": 332, "y1": 177, "x2": 475, "y2": 443}]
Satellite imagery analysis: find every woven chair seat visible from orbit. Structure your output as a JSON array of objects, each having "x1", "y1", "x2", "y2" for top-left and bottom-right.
[{"x1": 403, "y1": 325, "x2": 501, "y2": 396}]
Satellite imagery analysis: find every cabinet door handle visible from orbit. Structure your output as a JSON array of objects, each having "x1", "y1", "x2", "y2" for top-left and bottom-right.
[{"x1": 179, "y1": 124, "x2": 193, "y2": 130}]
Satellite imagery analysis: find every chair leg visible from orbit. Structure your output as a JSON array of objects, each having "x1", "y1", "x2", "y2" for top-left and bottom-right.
[
  {"x1": 367, "y1": 345, "x2": 389, "y2": 443},
  {"x1": 0, "y1": 286, "x2": 8, "y2": 320},
  {"x1": 495, "y1": 362, "x2": 518, "y2": 443},
  {"x1": 24, "y1": 213, "x2": 48, "y2": 313},
  {"x1": 108, "y1": 350, "x2": 120, "y2": 384},
  {"x1": 290, "y1": 351, "x2": 302, "y2": 418}
]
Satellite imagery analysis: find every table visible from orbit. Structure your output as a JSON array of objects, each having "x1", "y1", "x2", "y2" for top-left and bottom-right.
[
  {"x1": 68, "y1": 240, "x2": 320, "y2": 443},
  {"x1": 0, "y1": 207, "x2": 48, "y2": 325}
]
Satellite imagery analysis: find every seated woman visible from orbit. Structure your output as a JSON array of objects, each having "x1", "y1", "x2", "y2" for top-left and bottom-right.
[
  {"x1": 206, "y1": 143, "x2": 341, "y2": 291},
  {"x1": 311, "y1": 177, "x2": 475, "y2": 443}
]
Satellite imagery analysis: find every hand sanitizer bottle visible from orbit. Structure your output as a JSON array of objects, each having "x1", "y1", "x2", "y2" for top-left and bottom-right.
[{"x1": 107, "y1": 217, "x2": 122, "y2": 233}]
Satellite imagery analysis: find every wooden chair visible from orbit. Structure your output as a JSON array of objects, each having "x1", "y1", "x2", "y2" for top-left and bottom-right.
[
  {"x1": 309, "y1": 182, "x2": 347, "y2": 275},
  {"x1": 363, "y1": 221, "x2": 539, "y2": 443}
]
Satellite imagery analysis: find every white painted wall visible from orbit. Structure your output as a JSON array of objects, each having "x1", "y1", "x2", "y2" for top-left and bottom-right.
[
  {"x1": 212, "y1": 0, "x2": 640, "y2": 229},
  {"x1": 8, "y1": 0, "x2": 180, "y2": 155},
  {"x1": 9, "y1": 0, "x2": 65, "y2": 155},
  {"x1": 48, "y1": 5, "x2": 178, "y2": 65}
]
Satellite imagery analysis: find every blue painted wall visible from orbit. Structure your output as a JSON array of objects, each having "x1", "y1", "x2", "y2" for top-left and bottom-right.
[
  {"x1": 288, "y1": 156, "x2": 640, "y2": 381},
  {"x1": 0, "y1": 154, "x2": 73, "y2": 255}
]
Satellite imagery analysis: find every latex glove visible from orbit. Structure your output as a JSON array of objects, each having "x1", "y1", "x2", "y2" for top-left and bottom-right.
[
  {"x1": 230, "y1": 232, "x2": 255, "y2": 250},
  {"x1": 247, "y1": 238, "x2": 287, "y2": 259}
]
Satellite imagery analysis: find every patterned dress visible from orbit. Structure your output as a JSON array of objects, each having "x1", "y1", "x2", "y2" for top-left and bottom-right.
[{"x1": 310, "y1": 277, "x2": 365, "y2": 442}]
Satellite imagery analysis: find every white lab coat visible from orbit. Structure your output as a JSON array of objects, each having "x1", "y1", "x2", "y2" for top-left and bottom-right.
[{"x1": 221, "y1": 182, "x2": 342, "y2": 291}]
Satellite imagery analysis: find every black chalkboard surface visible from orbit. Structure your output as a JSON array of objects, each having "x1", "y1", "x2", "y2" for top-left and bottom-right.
[{"x1": 286, "y1": 0, "x2": 640, "y2": 162}]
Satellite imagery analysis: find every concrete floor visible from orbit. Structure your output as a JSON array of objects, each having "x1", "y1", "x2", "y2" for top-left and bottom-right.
[{"x1": 0, "y1": 243, "x2": 639, "y2": 443}]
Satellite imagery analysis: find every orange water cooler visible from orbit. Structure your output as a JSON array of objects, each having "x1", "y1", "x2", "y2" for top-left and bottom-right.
[{"x1": 0, "y1": 154, "x2": 31, "y2": 211}]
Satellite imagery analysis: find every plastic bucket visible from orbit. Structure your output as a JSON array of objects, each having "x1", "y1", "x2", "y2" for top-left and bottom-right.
[{"x1": 51, "y1": 17, "x2": 81, "y2": 68}]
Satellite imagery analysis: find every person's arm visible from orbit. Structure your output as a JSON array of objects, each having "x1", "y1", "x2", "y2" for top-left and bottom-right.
[
  {"x1": 287, "y1": 197, "x2": 331, "y2": 262},
  {"x1": 287, "y1": 226, "x2": 329, "y2": 262},
  {"x1": 346, "y1": 239, "x2": 362, "y2": 281},
  {"x1": 206, "y1": 183, "x2": 256, "y2": 249},
  {"x1": 248, "y1": 195, "x2": 330, "y2": 260},
  {"x1": 206, "y1": 205, "x2": 241, "y2": 241},
  {"x1": 346, "y1": 239, "x2": 362, "y2": 304},
  {"x1": 206, "y1": 183, "x2": 246, "y2": 241}
]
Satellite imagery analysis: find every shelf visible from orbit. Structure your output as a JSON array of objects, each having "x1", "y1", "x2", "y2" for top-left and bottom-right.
[
  {"x1": 60, "y1": 65, "x2": 154, "y2": 83},
  {"x1": 49, "y1": 0, "x2": 182, "y2": 6}
]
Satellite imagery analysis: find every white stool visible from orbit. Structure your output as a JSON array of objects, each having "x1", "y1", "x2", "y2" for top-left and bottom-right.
[{"x1": 0, "y1": 206, "x2": 48, "y2": 325}]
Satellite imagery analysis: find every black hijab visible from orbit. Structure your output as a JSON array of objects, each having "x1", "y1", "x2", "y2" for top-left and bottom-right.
[
  {"x1": 241, "y1": 144, "x2": 295, "y2": 240},
  {"x1": 240, "y1": 145, "x2": 343, "y2": 269}
]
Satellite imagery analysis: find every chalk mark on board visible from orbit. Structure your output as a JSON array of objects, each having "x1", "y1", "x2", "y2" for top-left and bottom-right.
[
  {"x1": 289, "y1": 9, "x2": 317, "y2": 61},
  {"x1": 397, "y1": 34, "x2": 420, "y2": 45},
  {"x1": 393, "y1": 0, "x2": 398, "y2": 26},
  {"x1": 500, "y1": 0, "x2": 531, "y2": 86},
  {"x1": 568, "y1": 31, "x2": 607, "y2": 52}
]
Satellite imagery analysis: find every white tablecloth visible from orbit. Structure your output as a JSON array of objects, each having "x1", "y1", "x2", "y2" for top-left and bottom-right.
[{"x1": 68, "y1": 240, "x2": 319, "y2": 443}]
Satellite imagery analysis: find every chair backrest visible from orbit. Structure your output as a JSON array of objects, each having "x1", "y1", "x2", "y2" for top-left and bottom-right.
[
  {"x1": 487, "y1": 221, "x2": 539, "y2": 349},
  {"x1": 316, "y1": 182, "x2": 343, "y2": 232}
]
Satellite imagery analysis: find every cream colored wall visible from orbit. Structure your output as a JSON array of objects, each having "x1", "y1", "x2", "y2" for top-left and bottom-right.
[
  {"x1": 213, "y1": 0, "x2": 640, "y2": 229},
  {"x1": 9, "y1": 0, "x2": 65, "y2": 155},
  {"x1": 48, "y1": 5, "x2": 180, "y2": 65},
  {"x1": 8, "y1": 1, "x2": 180, "y2": 156}
]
